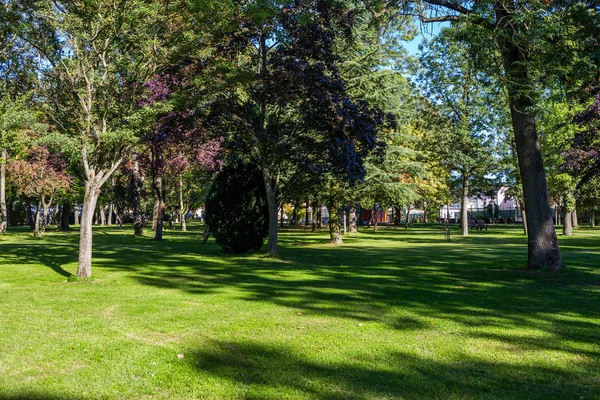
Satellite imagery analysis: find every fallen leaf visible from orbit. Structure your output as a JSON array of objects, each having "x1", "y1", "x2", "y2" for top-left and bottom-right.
[
  {"x1": 296, "y1": 312, "x2": 303, "y2": 316},
  {"x1": 177, "y1": 353, "x2": 184, "y2": 360}
]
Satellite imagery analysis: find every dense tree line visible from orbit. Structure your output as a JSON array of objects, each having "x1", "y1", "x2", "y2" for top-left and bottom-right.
[{"x1": 0, "y1": 0, "x2": 599, "y2": 275}]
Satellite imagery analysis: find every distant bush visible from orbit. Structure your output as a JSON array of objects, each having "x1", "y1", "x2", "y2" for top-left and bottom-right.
[{"x1": 205, "y1": 160, "x2": 268, "y2": 253}]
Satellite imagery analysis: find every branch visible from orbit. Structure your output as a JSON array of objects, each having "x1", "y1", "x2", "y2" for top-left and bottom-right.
[{"x1": 421, "y1": 0, "x2": 496, "y2": 30}]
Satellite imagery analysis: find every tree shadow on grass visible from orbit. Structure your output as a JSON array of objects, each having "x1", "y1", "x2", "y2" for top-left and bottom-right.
[{"x1": 185, "y1": 338, "x2": 598, "y2": 400}]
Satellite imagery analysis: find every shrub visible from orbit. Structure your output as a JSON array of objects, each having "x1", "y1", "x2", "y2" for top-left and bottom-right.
[{"x1": 205, "y1": 160, "x2": 269, "y2": 253}]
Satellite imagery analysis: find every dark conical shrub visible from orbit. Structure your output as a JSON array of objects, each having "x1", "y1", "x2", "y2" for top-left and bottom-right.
[{"x1": 205, "y1": 160, "x2": 268, "y2": 253}]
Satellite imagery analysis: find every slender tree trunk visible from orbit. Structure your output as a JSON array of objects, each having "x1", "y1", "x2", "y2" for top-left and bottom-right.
[
  {"x1": 74, "y1": 204, "x2": 79, "y2": 225},
  {"x1": 0, "y1": 149, "x2": 7, "y2": 234},
  {"x1": 317, "y1": 205, "x2": 322, "y2": 228},
  {"x1": 131, "y1": 159, "x2": 143, "y2": 236},
  {"x1": 556, "y1": 203, "x2": 562, "y2": 226},
  {"x1": 405, "y1": 205, "x2": 412, "y2": 229},
  {"x1": 99, "y1": 206, "x2": 107, "y2": 226},
  {"x1": 572, "y1": 208, "x2": 579, "y2": 229},
  {"x1": 107, "y1": 203, "x2": 114, "y2": 226},
  {"x1": 305, "y1": 200, "x2": 309, "y2": 226},
  {"x1": 261, "y1": 163, "x2": 278, "y2": 255},
  {"x1": 77, "y1": 179, "x2": 101, "y2": 278},
  {"x1": 520, "y1": 200, "x2": 528, "y2": 236},
  {"x1": 179, "y1": 175, "x2": 187, "y2": 232},
  {"x1": 292, "y1": 201, "x2": 298, "y2": 226},
  {"x1": 496, "y1": 5, "x2": 562, "y2": 271},
  {"x1": 591, "y1": 209, "x2": 596, "y2": 227},
  {"x1": 26, "y1": 203, "x2": 34, "y2": 230},
  {"x1": 33, "y1": 201, "x2": 41, "y2": 237},
  {"x1": 153, "y1": 174, "x2": 165, "y2": 240},
  {"x1": 152, "y1": 195, "x2": 159, "y2": 231},
  {"x1": 461, "y1": 175, "x2": 469, "y2": 236}
]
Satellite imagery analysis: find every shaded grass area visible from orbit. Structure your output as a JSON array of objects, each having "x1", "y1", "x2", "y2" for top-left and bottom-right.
[{"x1": 0, "y1": 223, "x2": 599, "y2": 399}]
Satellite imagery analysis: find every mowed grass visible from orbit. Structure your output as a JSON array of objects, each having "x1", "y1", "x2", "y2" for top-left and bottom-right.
[{"x1": 0, "y1": 223, "x2": 599, "y2": 400}]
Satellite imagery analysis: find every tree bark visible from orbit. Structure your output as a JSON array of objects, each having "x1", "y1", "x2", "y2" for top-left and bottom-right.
[
  {"x1": 563, "y1": 210, "x2": 573, "y2": 236},
  {"x1": 393, "y1": 205, "x2": 401, "y2": 226},
  {"x1": 153, "y1": 174, "x2": 165, "y2": 240},
  {"x1": 572, "y1": 208, "x2": 579, "y2": 229},
  {"x1": 34, "y1": 201, "x2": 41, "y2": 238},
  {"x1": 261, "y1": 163, "x2": 279, "y2": 255},
  {"x1": 329, "y1": 206, "x2": 342, "y2": 244},
  {"x1": 74, "y1": 204, "x2": 79, "y2": 225},
  {"x1": 591, "y1": 209, "x2": 596, "y2": 227},
  {"x1": 496, "y1": 5, "x2": 562, "y2": 271},
  {"x1": 317, "y1": 205, "x2": 322, "y2": 228},
  {"x1": 405, "y1": 205, "x2": 412, "y2": 229},
  {"x1": 0, "y1": 149, "x2": 7, "y2": 234},
  {"x1": 520, "y1": 200, "x2": 528, "y2": 236},
  {"x1": 179, "y1": 175, "x2": 187, "y2": 232},
  {"x1": 349, "y1": 206, "x2": 357, "y2": 233},
  {"x1": 131, "y1": 159, "x2": 143, "y2": 236},
  {"x1": 76, "y1": 179, "x2": 101, "y2": 278},
  {"x1": 58, "y1": 202, "x2": 71, "y2": 231},
  {"x1": 461, "y1": 175, "x2": 469, "y2": 236},
  {"x1": 107, "y1": 203, "x2": 114, "y2": 226}
]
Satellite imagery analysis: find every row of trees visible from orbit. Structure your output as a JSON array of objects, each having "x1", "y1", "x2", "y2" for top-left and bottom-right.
[{"x1": 1, "y1": 0, "x2": 599, "y2": 275}]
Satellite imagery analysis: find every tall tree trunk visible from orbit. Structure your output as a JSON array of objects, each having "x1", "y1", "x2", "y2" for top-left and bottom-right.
[
  {"x1": 563, "y1": 210, "x2": 573, "y2": 236},
  {"x1": 261, "y1": 163, "x2": 278, "y2": 256},
  {"x1": 99, "y1": 205, "x2": 106, "y2": 226},
  {"x1": 34, "y1": 201, "x2": 41, "y2": 238},
  {"x1": 461, "y1": 175, "x2": 469, "y2": 236},
  {"x1": 328, "y1": 206, "x2": 342, "y2": 244},
  {"x1": 107, "y1": 203, "x2": 114, "y2": 226},
  {"x1": 0, "y1": 149, "x2": 7, "y2": 234},
  {"x1": 58, "y1": 202, "x2": 71, "y2": 231},
  {"x1": 152, "y1": 195, "x2": 159, "y2": 231},
  {"x1": 131, "y1": 159, "x2": 143, "y2": 236},
  {"x1": 572, "y1": 208, "x2": 579, "y2": 229},
  {"x1": 179, "y1": 175, "x2": 187, "y2": 232},
  {"x1": 292, "y1": 200, "x2": 298, "y2": 226},
  {"x1": 520, "y1": 200, "x2": 528, "y2": 236},
  {"x1": 317, "y1": 205, "x2": 322, "y2": 228},
  {"x1": 405, "y1": 205, "x2": 412, "y2": 229},
  {"x1": 74, "y1": 204, "x2": 79, "y2": 225},
  {"x1": 153, "y1": 174, "x2": 165, "y2": 240},
  {"x1": 393, "y1": 205, "x2": 402, "y2": 226},
  {"x1": 496, "y1": 5, "x2": 562, "y2": 271},
  {"x1": 591, "y1": 209, "x2": 596, "y2": 227},
  {"x1": 305, "y1": 200, "x2": 309, "y2": 226},
  {"x1": 349, "y1": 206, "x2": 357, "y2": 233},
  {"x1": 77, "y1": 179, "x2": 101, "y2": 278}
]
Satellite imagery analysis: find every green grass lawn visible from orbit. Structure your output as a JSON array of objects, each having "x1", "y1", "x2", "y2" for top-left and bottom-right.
[{"x1": 0, "y1": 223, "x2": 599, "y2": 399}]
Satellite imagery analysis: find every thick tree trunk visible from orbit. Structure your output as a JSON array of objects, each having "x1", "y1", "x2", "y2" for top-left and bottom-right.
[
  {"x1": 179, "y1": 175, "x2": 187, "y2": 232},
  {"x1": 572, "y1": 208, "x2": 579, "y2": 229},
  {"x1": 77, "y1": 179, "x2": 101, "y2": 278},
  {"x1": 131, "y1": 159, "x2": 143, "y2": 236},
  {"x1": 349, "y1": 206, "x2": 357, "y2": 233},
  {"x1": 0, "y1": 149, "x2": 7, "y2": 234},
  {"x1": 563, "y1": 210, "x2": 573, "y2": 236},
  {"x1": 58, "y1": 202, "x2": 71, "y2": 231},
  {"x1": 461, "y1": 175, "x2": 469, "y2": 236},
  {"x1": 261, "y1": 164, "x2": 278, "y2": 256},
  {"x1": 153, "y1": 174, "x2": 165, "y2": 240},
  {"x1": 496, "y1": 6, "x2": 562, "y2": 271},
  {"x1": 328, "y1": 206, "x2": 342, "y2": 244}
]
